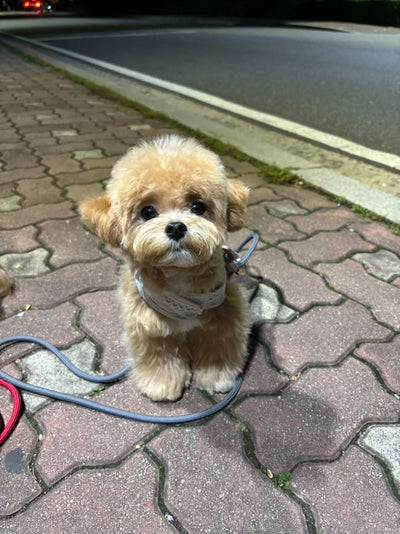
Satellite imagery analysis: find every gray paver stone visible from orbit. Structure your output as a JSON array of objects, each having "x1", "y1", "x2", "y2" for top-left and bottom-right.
[
  {"x1": 353, "y1": 249, "x2": 400, "y2": 281},
  {"x1": 0, "y1": 249, "x2": 50, "y2": 278},
  {"x1": 272, "y1": 184, "x2": 336, "y2": 210},
  {"x1": 262, "y1": 198, "x2": 308, "y2": 217},
  {"x1": 19, "y1": 339, "x2": 100, "y2": 412},
  {"x1": 0, "y1": 195, "x2": 21, "y2": 212},
  {"x1": 359, "y1": 424, "x2": 400, "y2": 491},
  {"x1": 249, "y1": 282, "x2": 297, "y2": 324}
]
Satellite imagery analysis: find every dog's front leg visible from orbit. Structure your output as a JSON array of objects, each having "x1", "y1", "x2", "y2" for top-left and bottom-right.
[
  {"x1": 190, "y1": 282, "x2": 250, "y2": 394},
  {"x1": 127, "y1": 334, "x2": 192, "y2": 401}
]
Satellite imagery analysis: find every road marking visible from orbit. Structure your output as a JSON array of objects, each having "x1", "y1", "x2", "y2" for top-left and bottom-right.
[
  {"x1": 9, "y1": 33, "x2": 400, "y2": 171},
  {"x1": 39, "y1": 28, "x2": 199, "y2": 41}
]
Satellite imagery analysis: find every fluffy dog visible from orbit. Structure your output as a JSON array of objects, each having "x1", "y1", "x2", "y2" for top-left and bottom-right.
[{"x1": 80, "y1": 135, "x2": 250, "y2": 401}]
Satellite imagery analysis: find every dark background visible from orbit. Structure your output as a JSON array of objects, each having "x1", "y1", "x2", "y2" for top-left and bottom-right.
[
  {"x1": 62, "y1": 0, "x2": 400, "y2": 27},
  {"x1": 5, "y1": 0, "x2": 400, "y2": 27}
]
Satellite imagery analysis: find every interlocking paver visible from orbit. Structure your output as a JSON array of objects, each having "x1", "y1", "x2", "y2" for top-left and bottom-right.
[
  {"x1": 1, "y1": 452, "x2": 171, "y2": 534},
  {"x1": 1, "y1": 226, "x2": 38, "y2": 253},
  {"x1": 149, "y1": 414, "x2": 308, "y2": 533},
  {"x1": 38, "y1": 217, "x2": 106, "y2": 267},
  {"x1": 16, "y1": 177, "x2": 64, "y2": 207},
  {"x1": 317, "y1": 259, "x2": 400, "y2": 330},
  {"x1": 292, "y1": 446, "x2": 400, "y2": 534},
  {"x1": 271, "y1": 184, "x2": 336, "y2": 211},
  {"x1": 0, "y1": 195, "x2": 21, "y2": 211},
  {"x1": 353, "y1": 249, "x2": 400, "y2": 281},
  {"x1": 359, "y1": 424, "x2": 400, "y2": 491},
  {"x1": 75, "y1": 290, "x2": 127, "y2": 372},
  {"x1": 287, "y1": 206, "x2": 359, "y2": 233},
  {"x1": 280, "y1": 228, "x2": 376, "y2": 267},
  {"x1": 249, "y1": 247, "x2": 342, "y2": 310},
  {"x1": 56, "y1": 168, "x2": 110, "y2": 187},
  {"x1": 20, "y1": 339, "x2": 100, "y2": 413},
  {"x1": 41, "y1": 153, "x2": 81, "y2": 174},
  {"x1": 65, "y1": 181, "x2": 105, "y2": 203},
  {"x1": 35, "y1": 381, "x2": 211, "y2": 485},
  {"x1": 355, "y1": 335, "x2": 400, "y2": 394},
  {"x1": 2, "y1": 257, "x2": 118, "y2": 315},
  {"x1": 0, "y1": 166, "x2": 46, "y2": 183},
  {"x1": 0, "y1": 302, "x2": 82, "y2": 363},
  {"x1": 249, "y1": 282, "x2": 297, "y2": 324},
  {"x1": 2, "y1": 40, "x2": 400, "y2": 534},
  {"x1": 245, "y1": 205, "x2": 305, "y2": 243},
  {"x1": 0, "y1": 248, "x2": 50, "y2": 278},
  {"x1": 234, "y1": 358, "x2": 400, "y2": 472},
  {"x1": 0, "y1": 201, "x2": 74, "y2": 229},
  {"x1": 263, "y1": 198, "x2": 308, "y2": 217},
  {"x1": 351, "y1": 220, "x2": 400, "y2": 255},
  {"x1": 259, "y1": 300, "x2": 390, "y2": 374},
  {"x1": 0, "y1": 414, "x2": 41, "y2": 516}
]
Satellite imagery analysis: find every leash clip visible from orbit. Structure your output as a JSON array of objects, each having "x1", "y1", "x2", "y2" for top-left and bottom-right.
[
  {"x1": 222, "y1": 245, "x2": 242, "y2": 274},
  {"x1": 223, "y1": 233, "x2": 260, "y2": 275}
]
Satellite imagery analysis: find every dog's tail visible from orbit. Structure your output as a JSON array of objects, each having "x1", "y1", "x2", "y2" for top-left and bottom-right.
[{"x1": 0, "y1": 265, "x2": 13, "y2": 298}]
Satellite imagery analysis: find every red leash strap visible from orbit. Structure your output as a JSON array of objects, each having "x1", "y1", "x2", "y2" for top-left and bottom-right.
[{"x1": 0, "y1": 379, "x2": 22, "y2": 446}]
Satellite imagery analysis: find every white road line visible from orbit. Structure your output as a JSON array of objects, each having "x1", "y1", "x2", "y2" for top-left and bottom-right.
[
  {"x1": 9, "y1": 33, "x2": 400, "y2": 171},
  {"x1": 39, "y1": 29, "x2": 199, "y2": 41}
]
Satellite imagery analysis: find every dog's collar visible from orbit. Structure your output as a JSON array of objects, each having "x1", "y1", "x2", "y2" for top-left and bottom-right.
[{"x1": 134, "y1": 271, "x2": 226, "y2": 320}]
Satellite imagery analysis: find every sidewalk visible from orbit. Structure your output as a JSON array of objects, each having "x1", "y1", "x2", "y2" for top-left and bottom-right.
[{"x1": 1, "y1": 41, "x2": 400, "y2": 533}]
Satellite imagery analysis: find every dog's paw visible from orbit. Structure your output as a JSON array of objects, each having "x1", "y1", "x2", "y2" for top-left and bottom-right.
[
  {"x1": 135, "y1": 365, "x2": 191, "y2": 402},
  {"x1": 142, "y1": 380, "x2": 187, "y2": 402},
  {"x1": 193, "y1": 367, "x2": 238, "y2": 394}
]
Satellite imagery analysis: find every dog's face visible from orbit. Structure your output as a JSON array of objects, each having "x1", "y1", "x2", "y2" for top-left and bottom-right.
[{"x1": 80, "y1": 136, "x2": 248, "y2": 269}]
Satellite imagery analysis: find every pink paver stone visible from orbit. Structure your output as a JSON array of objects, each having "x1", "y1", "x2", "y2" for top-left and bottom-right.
[{"x1": 292, "y1": 445, "x2": 400, "y2": 534}]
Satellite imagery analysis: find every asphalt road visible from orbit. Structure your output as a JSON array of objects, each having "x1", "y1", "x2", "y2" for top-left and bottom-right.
[{"x1": 5, "y1": 20, "x2": 400, "y2": 155}]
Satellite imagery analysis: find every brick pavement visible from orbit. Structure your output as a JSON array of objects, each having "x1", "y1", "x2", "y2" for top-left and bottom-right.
[{"x1": 1, "y1": 42, "x2": 400, "y2": 534}]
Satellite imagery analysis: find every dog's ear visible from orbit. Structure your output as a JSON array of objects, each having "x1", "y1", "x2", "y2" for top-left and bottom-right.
[
  {"x1": 80, "y1": 196, "x2": 122, "y2": 247},
  {"x1": 227, "y1": 180, "x2": 249, "y2": 231}
]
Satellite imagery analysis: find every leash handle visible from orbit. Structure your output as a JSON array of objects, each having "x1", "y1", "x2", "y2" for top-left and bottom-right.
[{"x1": 0, "y1": 378, "x2": 22, "y2": 446}]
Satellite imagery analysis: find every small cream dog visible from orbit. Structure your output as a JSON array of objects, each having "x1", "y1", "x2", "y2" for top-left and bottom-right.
[{"x1": 80, "y1": 135, "x2": 250, "y2": 401}]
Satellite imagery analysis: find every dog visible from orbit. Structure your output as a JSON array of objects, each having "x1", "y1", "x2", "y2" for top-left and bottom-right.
[
  {"x1": 0, "y1": 265, "x2": 12, "y2": 299},
  {"x1": 80, "y1": 135, "x2": 250, "y2": 401}
]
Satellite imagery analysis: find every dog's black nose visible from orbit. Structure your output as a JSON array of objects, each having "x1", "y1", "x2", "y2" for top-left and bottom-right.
[{"x1": 165, "y1": 222, "x2": 187, "y2": 241}]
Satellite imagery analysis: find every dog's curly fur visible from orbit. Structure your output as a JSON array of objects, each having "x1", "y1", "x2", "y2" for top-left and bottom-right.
[{"x1": 80, "y1": 135, "x2": 250, "y2": 401}]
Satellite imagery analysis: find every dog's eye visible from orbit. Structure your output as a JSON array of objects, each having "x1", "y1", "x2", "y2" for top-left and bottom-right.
[
  {"x1": 190, "y1": 201, "x2": 206, "y2": 216},
  {"x1": 141, "y1": 206, "x2": 158, "y2": 220}
]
